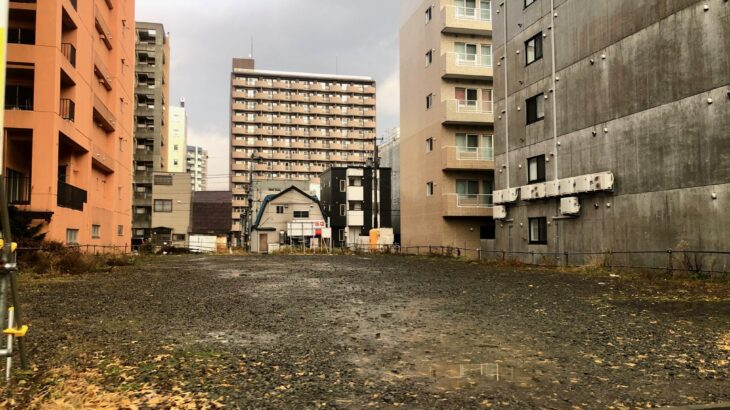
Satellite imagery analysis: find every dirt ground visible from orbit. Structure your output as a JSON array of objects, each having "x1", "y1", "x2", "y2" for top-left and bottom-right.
[{"x1": 2, "y1": 254, "x2": 729, "y2": 409}]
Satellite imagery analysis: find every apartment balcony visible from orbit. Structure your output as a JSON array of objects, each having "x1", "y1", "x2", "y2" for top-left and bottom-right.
[
  {"x1": 271, "y1": 152, "x2": 291, "y2": 160},
  {"x1": 291, "y1": 82, "x2": 310, "y2": 91},
  {"x1": 347, "y1": 185, "x2": 364, "y2": 201},
  {"x1": 291, "y1": 165, "x2": 309, "y2": 173},
  {"x1": 309, "y1": 141, "x2": 325, "y2": 149},
  {"x1": 363, "y1": 108, "x2": 376, "y2": 116},
  {"x1": 59, "y1": 98, "x2": 75, "y2": 122},
  {"x1": 363, "y1": 85, "x2": 376, "y2": 94},
  {"x1": 255, "y1": 79, "x2": 273, "y2": 88},
  {"x1": 273, "y1": 80, "x2": 290, "y2": 88},
  {"x1": 347, "y1": 154, "x2": 363, "y2": 162},
  {"x1": 5, "y1": 175, "x2": 30, "y2": 205},
  {"x1": 441, "y1": 4, "x2": 492, "y2": 35},
  {"x1": 290, "y1": 94, "x2": 309, "y2": 102},
  {"x1": 311, "y1": 106, "x2": 329, "y2": 115},
  {"x1": 133, "y1": 192, "x2": 152, "y2": 207},
  {"x1": 290, "y1": 105, "x2": 309, "y2": 114},
  {"x1": 441, "y1": 146, "x2": 495, "y2": 171},
  {"x1": 94, "y1": 54, "x2": 112, "y2": 90},
  {"x1": 327, "y1": 119, "x2": 342, "y2": 127},
  {"x1": 441, "y1": 52, "x2": 493, "y2": 80},
  {"x1": 363, "y1": 97, "x2": 375, "y2": 106},
  {"x1": 134, "y1": 172, "x2": 153, "y2": 184},
  {"x1": 57, "y1": 180, "x2": 87, "y2": 211},
  {"x1": 256, "y1": 103, "x2": 274, "y2": 112},
  {"x1": 133, "y1": 214, "x2": 152, "y2": 227},
  {"x1": 291, "y1": 129, "x2": 309, "y2": 137},
  {"x1": 91, "y1": 143, "x2": 115, "y2": 174},
  {"x1": 61, "y1": 42, "x2": 76, "y2": 67},
  {"x1": 310, "y1": 165, "x2": 325, "y2": 173},
  {"x1": 93, "y1": 95, "x2": 116, "y2": 132},
  {"x1": 290, "y1": 142, "x2": 308, "y2": 150},
  {"x1": 310, "y1": 118, "x2": 327, "y2": 126},
  {"x1": 273, "y1": 92, "x2": 291, "y2": 100},
  {"x1": 329, "y1": 142, "x2": 344, "y2": 150},
  {"x1": 347, "y1": 210, "x2": 364, "y2": 227},
  {"x1": 255, "y1": 115, "x2": 272, "y2": 123},
  {"x1": 442, "y1": 99, "x2": 494, "y2": 125},
  {"x1": 442, "y1": 194, "x2": 493, "y2": 218},
  {"x1": 255, "y1": 92, "x2": 272, "y2": 100},
  {"x1": 272, "y1": 140, "x2": 291, "y2": 148},
  {"x1": 311, "y1": 153, "x2": 327, "y2": 161}
]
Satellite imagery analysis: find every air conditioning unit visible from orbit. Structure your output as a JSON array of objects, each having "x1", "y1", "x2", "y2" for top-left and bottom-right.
[
  {"x1": 493, "y1": 205, "x2": 507, "y2": 220},
  {"x1": 592, "y1": 171, "x2": 615, "y2": 191},
  {"x1": 546, "y1": 180, "x2": 560, "y2": 197},
  {"x1": 504, "y1": 187, "x2": 519, "y2": 203},
  {"x1": 575, "y1": 175, "x2": 592, "y2": 193},
  {"x1": 560, "y1": 177, "x2": 576, "y2": 195},
  {"x1": 520, "y1": 185, "x2": 534, "y2": 201},
  {"x1": 560, "y1": 196, "x2": 580, "y2": 216},
  {"x1": 533, "y1": 183, "x2": 547, "y2": 199},
  {"x1": 493, "y1": 190, "x2": 505, "y2": 204}
]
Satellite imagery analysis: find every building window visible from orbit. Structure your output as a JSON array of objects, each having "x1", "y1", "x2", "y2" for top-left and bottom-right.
[
  {"x1": 524, "y1": 0, "x2": 536, "y2": 8},
  {"x1": 154, "y1": 175, "x2": 173, "y2": 185},
  {"x1": 339, "y1": 179, "x2": 346, "y2": 192},
  {"x1": 276, "y1": 205, "x2": 285, "y2": 214},
  {"x1": 118, "y1": 225, "x2": 124, "y2": 237},
  {"x1": 425, "y1": 50, "x2": 433, "y2": 66},
  {"x1": 425, "y1": 138, "x2": 433, "y2": 153},
  {"x1": 92, "y1": 225, "x2": 101, "y2": 239},
  {"x1": 529, "y1": 217, "x2": 548, "y2": 245},
  {"x1": 426, "y1": 182, "x2": 434, "y2": 197},
  {"x1": 425, "y1": 6, "x2": 432, "y2": 22},
  {"x1": 426, "y1": 93, "x2": 433, "y2": 109},
  {"x1": 135, "y1": 207, "x2": 147, "y2": 214},
  {"x1": 526, "y1": 93, "x2": 544, "y2": 124},
  {"x1": 293, "y1": 210, "x2": 309, "y2": 219},
  {"x1": 480, "y1": 220, "x2": 496, "y2": 240},
  {"x1": 340, "y1": 204, "x2": 346, "y2": 216},
  {"x1": 154, "y1": 199, "x2": 173, "y2": 212},
  {"x1": 527, "y1": 155, "x2": 546, "y2": 183},
  {"x1": 66, "y1": 229, "x2": 79, "y2": 244},
  {"x1": 172, "y1": 234, "x2": 186, "y2": 241},
  {"x1": 525, "y1": 32, "x2": 543, "y2": 65}
]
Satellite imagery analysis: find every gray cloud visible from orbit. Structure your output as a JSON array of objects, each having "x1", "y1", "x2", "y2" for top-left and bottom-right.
[{"x1": 136, "y1": 0, "x2": 404, "y2": 189}]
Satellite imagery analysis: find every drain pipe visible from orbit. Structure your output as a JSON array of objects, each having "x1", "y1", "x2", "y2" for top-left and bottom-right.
[
  {"x1": 501, "y1": 1, "x2": 510, "y2": 189},
  {"x1": 550, "y1": 0, "x2": 562, "y2": 258}
]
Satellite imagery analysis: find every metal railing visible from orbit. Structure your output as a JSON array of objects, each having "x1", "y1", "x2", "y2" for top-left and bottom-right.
[
  {"x1": 449, "y1": 99, "x2": 494, "y2": 114},
  {"x1": 448, "y1": 52, "x2": 492, "y2": 68},
  {"x1": 59, "y1": 98, "x2": 75, "y2": 121},
  {"x1": 5, "y1": 176, "x2": 31, "y2": 205},
  {"x1": 57, "y1": 181, "x2": 86, "y2": 211},
  {"x1": 450, "y1": 146, "x2": 494, "y2": 161},
  {"x1": 450, "y1": 193, "x2": 493, "y2": 208},
  {"x1": 61, "y1": 43, "x2": 76, "y2": 67},
  {"x1": 448, "y1": 5, "x2": 492, "y2": 21}
]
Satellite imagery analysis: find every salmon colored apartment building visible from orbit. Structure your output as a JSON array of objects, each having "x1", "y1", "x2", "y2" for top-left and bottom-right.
[{"x1": 2, "y1": 0, "x2": 135, "y2": 247}]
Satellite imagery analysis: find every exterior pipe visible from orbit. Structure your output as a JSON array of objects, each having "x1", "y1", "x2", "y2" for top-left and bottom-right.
[{"x1": 502, "y1": 1, "x2": 510, "y2": 189}]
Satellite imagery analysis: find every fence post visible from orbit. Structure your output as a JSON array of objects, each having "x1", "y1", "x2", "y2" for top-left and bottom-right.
[
  {"x1": 667, "y1": 249, "x2": 673, "y2": 274},
  {"x1": 564, "y1": 252, "x2": 569, "y2": 267},
  {"x1": 502, "y1": 250, "x2": 506, "y2": 261}
]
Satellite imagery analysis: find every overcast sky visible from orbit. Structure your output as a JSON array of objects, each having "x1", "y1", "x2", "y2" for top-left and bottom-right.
[{"x1": 137, "y1": 0, "x2": 423, "y2": 189}]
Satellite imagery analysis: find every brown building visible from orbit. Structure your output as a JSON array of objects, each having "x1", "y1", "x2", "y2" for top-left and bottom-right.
[
  {"x1": 3, "y1": 0, "x2": 135, "y2": 247},
  {"x1": 132, "y1": 22, "x2": 170, "y2": 245},
  {"x1": 400, "y1": 0, "x2": 495, "y2": 251},
  {"x1": 229, "y1": 58, "x2": 376, "y2": 244}
]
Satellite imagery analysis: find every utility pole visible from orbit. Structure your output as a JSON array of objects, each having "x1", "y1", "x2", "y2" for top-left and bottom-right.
[{"x1": 373, "y1": 142, "x2": 379, "y2": 229}]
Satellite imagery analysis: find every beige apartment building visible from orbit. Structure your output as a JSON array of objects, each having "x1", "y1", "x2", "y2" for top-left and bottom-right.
[
  {"x1": 167, "y1": 102, "x2": 187, "y2": 172},
  {"x1": 400, "y1": 0, "x2": 495, "y2": 251},
  {"x1": 150, "y1": 172, "x2": 191, "y2": 247},
  {"x1": 229, "y1": 58, "x2": 376, "y2": 242}
]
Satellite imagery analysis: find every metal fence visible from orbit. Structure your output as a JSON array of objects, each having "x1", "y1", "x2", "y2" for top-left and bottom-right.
[{"x1": 337, "y1": 244, "x2": 730, "y2": 276}]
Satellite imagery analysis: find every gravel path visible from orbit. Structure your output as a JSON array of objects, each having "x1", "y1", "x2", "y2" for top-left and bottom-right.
[{"x1": 3, "y1": 255, "x2": 730, "y2": 409}]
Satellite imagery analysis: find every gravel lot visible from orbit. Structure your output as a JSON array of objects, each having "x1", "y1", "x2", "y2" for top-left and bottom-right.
[{"x1": 3, "y1": 254, "x2": 730, "y2": 409}]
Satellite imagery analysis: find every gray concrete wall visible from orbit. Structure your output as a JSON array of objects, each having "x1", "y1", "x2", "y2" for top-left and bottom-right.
[{"x1": 492, "y1": 0, "x2": 730, "y2": 264}]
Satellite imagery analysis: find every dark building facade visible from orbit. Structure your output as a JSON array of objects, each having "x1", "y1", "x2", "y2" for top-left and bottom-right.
[
  {"x1": 320, "y1": 167, "x2": 392, "y2": 246},
  {"x1": 191, "y1": 191, "x2": 233, "y2": 236}
]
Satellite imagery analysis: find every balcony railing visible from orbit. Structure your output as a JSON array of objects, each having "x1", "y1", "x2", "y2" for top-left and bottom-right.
[
  {"x1": 5, "y1": 175, "x2": 31, "y2": 205},
  {"x1": 57, "y1": 180, "x2": 87, "y2": 211},
  {"x1": 68, "y1": 0, "x2": 77, "y2": 10},
  {"x1": 454, "y1": 5, "x2": 491, "y2": 21},
  {"x1": 454, "y1": 146, "x2": 493, "y2": 161},
  {"x1": 61, "y1": 43, "x2": 76, "y2": 67},
  {"x1": 450, "y1": 52, "x2": 492, "y2": 68},
  {"x1": 59, "y1": 98, "x2": 75, "y2": 121},
  {"x1": 450, "y1": 193, "x2": 493, "y2": 208},
  {"x1": 455, "y1": 99, "x2": 493, "y2": 113}
]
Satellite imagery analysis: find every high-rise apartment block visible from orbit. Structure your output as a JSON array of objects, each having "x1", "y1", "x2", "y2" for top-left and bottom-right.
[
  {"x1": 400, "y1": 0, "x2": 496, "y2": 251},
  {"x1": 186, "y1": 145, "x2": 208, "y2": 192},
  {"x1": 167, "y1": 101, "x2": 187, "y2": 172},
  {"x1": 132, "y1": 22, "x2": 170, "y2": 244},
  {"x1": 491, "y1": 1, "x2": 729, "y2": 263},
  {"x1": 229, "y1": 58, "x2": 376, "y2": 241},
  {"x1": 2, "y1": 0, "x2": 135, "y2": 246}
]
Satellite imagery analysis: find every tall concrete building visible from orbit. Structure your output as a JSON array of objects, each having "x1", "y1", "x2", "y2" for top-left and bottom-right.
[
  {"x1": 186, "y1": 145, "x2": 208, "y2": 192},
  {"x1": 491, "y1": 0, "x2": 730, "y2": 263},
  {"x1": 400, "y1": 0, "x2": 496, "y2": 251},
  {"x1": 2, "y1": 0, "x2": 135, "y2": 247},
  {"x1": 132, "y1": 22, "x2": 170, "y2": 244},
  {"x1": 229, "y1": 58, "x2": 376, "y2": 243},
  {"x1": 167, "y1": 100, "x2": 187, "y2": 172}
]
